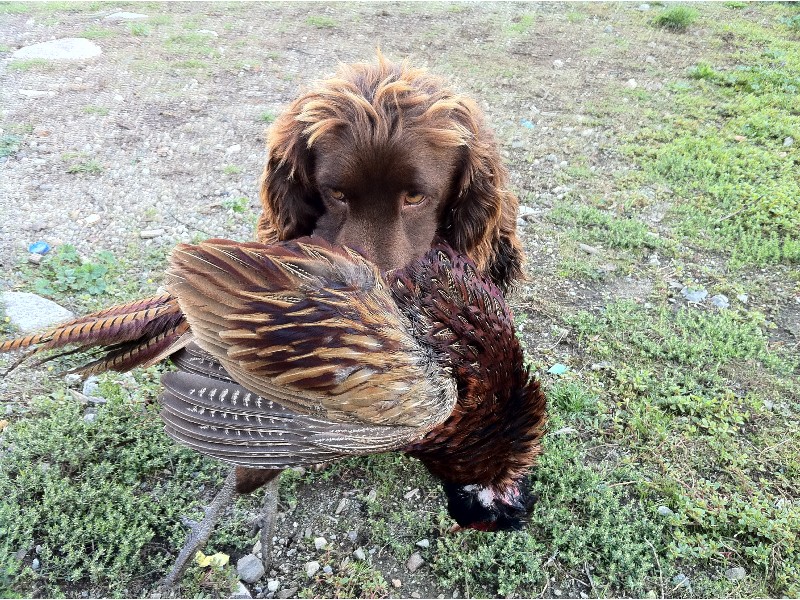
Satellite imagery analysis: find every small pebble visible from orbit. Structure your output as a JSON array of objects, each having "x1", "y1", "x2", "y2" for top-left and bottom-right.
[
  {"x1": 305, "y1": 561, "x2": 320, "y2": 578},
  {"x1": 139, "y1": 228, "x2": 165, "y2": 239},
  {"x1": 553, "y1": 59, "x2": 564, "y2": 69},
  {"x1": 230, "y1": 581, "x2": 251, "y2": 599},
  {"x1": 411, "y1": 593, "x2": 421, "y2": 599},
  {"x1": 392, "y1": 579, "x2": 402, "y2": 588},
  {"x1": 84, "y1": 214, "x2": 101, "y2": 225},
  {"x1": 672, "y1": 573, "x2": 690, "y2": 589},
  {"x1": 277, "y1": 588, "x2": 297, "y2": 599},
  {"x1": 681, "y1": 287, "x2": 708, "y2": 303},
  {"x1": 322, "y1": 565, "x2": 333, "y2": 574},
  {"x1": 353, "y1": 547, "x2": 366, "y2": 561},
  {"x1": 725, "y1": 566, "x2": 747, "y2": 581},
  {"x1": 347, "y1": 530, "x2": 358, "y2": 543},
  {"x1": 267, "y1": 579, "x2": 280, "y2": 593},
  {"x1": 28, "y1": 253, "x2": 43, "y2": 265},
  {"x1": 335, "y1": 498, "x2": 348, "y2": 515},
  {"x1": 657, "y1": 505, "x2": 674, "y2": 517},
  {"x1": 737, "y1": 293, "x2": 749, "y2": 304},
  {"x1": 32, "y1": 558, "x2": 40, "y2": 571},
  {"x1": 710, "y1": 294, "x2": 730, "y2": 309},
  {"x1": 784, "y1": 137, "x2": 794, "y2": 147},
  {"x1": 416, "y1": 539, "x2": 430, "y2": 549},
  {"x1": 313, "y1": 537, "x2": 327, "y2": 551},
  {"x1": 626, "y1": 79, "x2": 638, "y2": 89},
  {"x1": 579, "y1": 243, "x2": 600, "y2": 255},
  {"x1": 406, "y1": 552, "x2": 425, "y2": 573}
]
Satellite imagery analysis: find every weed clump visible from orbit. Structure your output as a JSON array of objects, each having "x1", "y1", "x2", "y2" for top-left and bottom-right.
[{"x1": 652, "y1": 6, "x2": 699, "y2": 31}]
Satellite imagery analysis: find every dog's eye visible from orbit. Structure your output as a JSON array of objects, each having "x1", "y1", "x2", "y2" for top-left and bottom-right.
[
  {"x1": 329, "y1": 189, "x2": 346, "y2": 202},
  {"x1": 404, "y1": 193, "x2": 426, "y2": 206}
]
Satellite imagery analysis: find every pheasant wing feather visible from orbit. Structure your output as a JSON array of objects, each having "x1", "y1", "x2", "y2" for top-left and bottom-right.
[{"x1": 165, "y1": 238, "x2": 457, "y2": 433}]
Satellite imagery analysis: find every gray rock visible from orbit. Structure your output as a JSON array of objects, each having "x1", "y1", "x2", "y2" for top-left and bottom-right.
[
  {"x1": 553, "y1": 60, "x2": 564, "y2": 69},
  {"x1": 710, "y1": 294, "x2": 730, "y2": 309},
  {"x1": 784, "y1": 137, "x2": 794, "y2": 147},
  {"x1": 335, "y1": 498, "x2": 348, "y2": 515},
  {"x1": 83, "y1": 411, "x2": 97, "y2": 423},
  {"x1": 353, "y1": 547, "x2": 366, "y2": 561},
  {"x1": 737, "y1": 293, "x2": 749, "y2": 304},
  {"x1": 313, "y1": 537, "x2": 327, "y2": 551},
  {"x1": 32, "y1": 558, "x2": 40, "y2": 571},
  {"x1": 416, "y1": 539, "x2": 430, "y2": 549},
  {"x1": 104, "y1": 12, "x2": 149, "y2": 22},
  {"x1": 83, "y1": 376, "x2": 101, "y2": 397},
  {"x1": 230, "y1": 581, "x2": 251, "y2": 599},
  {"x1": 266, "y1": 579, "x2": 280, "y2": 593},
  {"x1": 672, "y1": 573, "x2": 690, "y2": 589},
  {"x1": 1, "y1": 292, "x2": 73, "y2": 333},
  {"x1": 579, "y1": 243, "x2": 600, "y2": 255},
  {"x1": 347, "y1": 530, "x2": 358, "y2": 543},
  {"x1": 680, "y1": 286, "x2": 708, "y2": 303},
  {"x1": 725, "y1": 566, "x2": 746, "y2": 581},
  {"x1": 657, "y1": 505, "x2": 674, "y2": 517},
  {"x1": 277, "y1": 588, "x2": 297, "y2": 599},
  {"x1": 237, "y1": 554, "x2": 265, "y2": 583},
  {"x1": 322, "y1": 565, "x2": 333, "y2": 574},
  {"x1": 604, "y1": 25, "x2": 613, "y2": 33},
  {"x1": 139, "y1": 228, "x2": 165, "y2": 239},
  {"x1": 305, "y1": 561, "x2": 320, "y2": 577},
  {"x1": 406, "y1": 552, "x2": 425, "y2": 573},
  {"x1": 12, "y1": 38, "x2": 102, "y2": 61},
  {"x1": 638, "y1": 3, "x2": 651, "y2": 10}
]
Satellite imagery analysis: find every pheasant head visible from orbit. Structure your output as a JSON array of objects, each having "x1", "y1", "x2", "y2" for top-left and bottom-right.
[{"x1": 390, "y1": 243, "x2": 546, "y2": 531}]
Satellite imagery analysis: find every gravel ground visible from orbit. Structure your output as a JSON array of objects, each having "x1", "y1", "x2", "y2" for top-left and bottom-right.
[{"x1": 4, "y1": 3, "x2": 797, "y2": 598}]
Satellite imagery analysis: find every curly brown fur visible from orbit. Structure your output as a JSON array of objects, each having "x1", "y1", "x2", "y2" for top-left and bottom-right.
[{"x1": 256, "y1": 53, "x2": 523, "y2": 292}]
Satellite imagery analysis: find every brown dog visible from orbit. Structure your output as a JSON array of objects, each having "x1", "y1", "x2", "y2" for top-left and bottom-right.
[{"x1": 255, "y1": 54, "x2": 524, "y2": 292}]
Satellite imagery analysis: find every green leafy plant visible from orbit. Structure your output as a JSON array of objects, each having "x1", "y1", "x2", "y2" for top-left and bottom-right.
[{"x1": 33, "y1": 245, "x2": 117, "y2": 297}]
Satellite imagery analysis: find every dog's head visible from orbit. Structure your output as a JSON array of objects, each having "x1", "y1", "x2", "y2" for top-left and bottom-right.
[{"x1": 258, "y1": 54, "x2": 523, "y2": 291}]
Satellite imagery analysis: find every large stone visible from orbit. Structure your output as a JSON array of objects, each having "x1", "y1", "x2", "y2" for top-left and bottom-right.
[
  {"x1": 12, "y1": 38, "x2": 102, "y2": 61},
  {"x1": 236, "y1": 554, "x2": 265, "y2": 584},
  {"x1": 2, "y1": 292, "x2": 73, "y2": 333}
]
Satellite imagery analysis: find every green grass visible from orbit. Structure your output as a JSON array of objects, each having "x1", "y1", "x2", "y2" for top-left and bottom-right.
[
  {"x1": 565, "y1": 300, "x2": 799, "y2": 596},
  {"x1": 652, "y1": 6, "x2": 700, "y2": 31},
  {"x1": 258, "y1": 110, "x2": 277, "y2": 124},
  {"x1": 0, "y1": 372, "x2": 235, "y2": 598},
  {"x1": 0, "y1": 135, "x2": 21, "y2": 158},
  {"x1": 506, "y1": 13, "x2": 535, "y2": 34},
  {"x1": 7, "y1": 59, "x2": 54, "y2": 72},
  {"x1": 626, "y1": 34, "x2": 800, "y2": 267},
  {"x1": 130, "y1": 23, "x2": 151, "y2": 37},
  {"x1": 222, "y1": 164, "x2": 242, "y2": 176},
  {"x1": 79, "y1": 24, "x2": 115, "y2": 39},
  {"x1": 83, "y1": 105, "x2": 109, "y2": 116},
  {"x1": 305, "y1": 15, "x2": 337, "y2": 28}
]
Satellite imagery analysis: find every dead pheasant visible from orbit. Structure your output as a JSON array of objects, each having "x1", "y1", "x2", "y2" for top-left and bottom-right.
[{"x1": 1, "y1": 237, "x2": 546, "y2": 584}]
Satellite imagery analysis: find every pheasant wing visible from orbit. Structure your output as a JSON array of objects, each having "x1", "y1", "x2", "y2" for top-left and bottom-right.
[{"x1": 165, "y1": 238, "x2": 457, "y2": 433}]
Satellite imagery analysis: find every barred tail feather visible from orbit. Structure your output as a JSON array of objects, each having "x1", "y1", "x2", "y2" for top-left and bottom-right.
[{"x1": 1, "y1": 293, "x2": 188, "y2": 375}]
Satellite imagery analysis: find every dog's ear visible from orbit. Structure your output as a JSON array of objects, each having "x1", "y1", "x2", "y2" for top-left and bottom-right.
[
  {"x1": 441, "y1": 98, "x2": 524, "y2": 293},
  {"x1": 258, "y1": 98, "x2": 323, "y2": 243}
]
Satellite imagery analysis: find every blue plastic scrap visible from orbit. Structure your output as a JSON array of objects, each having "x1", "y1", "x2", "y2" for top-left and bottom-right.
[
  {"x1": 28, "y1": 241, "x2": 51, "y2": 255},
  {"x1": 548, "y1": 363, "x2": 570, "y2": 375}
]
